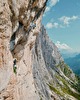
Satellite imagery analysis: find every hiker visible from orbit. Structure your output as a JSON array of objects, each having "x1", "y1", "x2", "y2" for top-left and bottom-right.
[
  {"x1": 27, "y1": 22, "x2": 36, "y2": 33},
  {"x1": 30, "y1": 22, "x2": 36, "y2": 29},
  {"x1": 13, "y1": 58, "x2": 17, "y2": 74}
]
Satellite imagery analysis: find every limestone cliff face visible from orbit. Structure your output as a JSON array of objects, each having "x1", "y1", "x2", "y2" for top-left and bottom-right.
[
  {"x1": 0, "y1": 0, "x2": 48, "y2": 100},
  {"x1": 32, "y1": 26, "x2": 80, "y2": 100},
  {"x1": 0, "y1": 0, "x2": 80, "y2": 100}
]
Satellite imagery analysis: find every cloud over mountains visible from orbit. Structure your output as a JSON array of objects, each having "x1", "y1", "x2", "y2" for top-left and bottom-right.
[{"x1": 55, "y1": 41, "x2": 72, "y2": 50}]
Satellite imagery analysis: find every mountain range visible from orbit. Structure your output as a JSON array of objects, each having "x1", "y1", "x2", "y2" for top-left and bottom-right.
[{"x1": 64, "y1": 54, "x2": 80, "y2": 75}]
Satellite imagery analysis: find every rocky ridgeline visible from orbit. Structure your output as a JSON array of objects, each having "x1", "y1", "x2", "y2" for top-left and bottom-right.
[{"x1": 0, "y1": 0, "x2": 80, "y2": 100}]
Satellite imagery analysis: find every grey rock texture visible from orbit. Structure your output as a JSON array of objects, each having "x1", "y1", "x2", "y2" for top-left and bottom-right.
[
  {"x1": 0, "y1": 0, "x2": 80, "y2": 100},
  {"x1": 32, "y1": 26, "x2": 80, "y2": 100},
  {"x1": 0, "y1": 0, "x2": 48, "y2": 100}
]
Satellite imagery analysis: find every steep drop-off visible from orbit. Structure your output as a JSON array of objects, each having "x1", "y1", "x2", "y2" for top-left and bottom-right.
[
  {"x1": 32, "y1": 26, "x2": 80, "y2": 100},
  {"x1": 0, "y1": 0, "x2": 80, "y2": 100}
]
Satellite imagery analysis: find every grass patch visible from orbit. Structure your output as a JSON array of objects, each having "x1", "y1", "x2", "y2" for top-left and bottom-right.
[
  {"x1": 71, "y1": 75, "x2": 80, "y2": 93},
  {"x1": 55, "y1": 75, "x2": 80, "y2": 99},
  {"x1": 57, "y1": 62, "x2": 72, "y2": 77},
  {"x1": 48, "y1": 83, "x2": 63, "y2": 96}
]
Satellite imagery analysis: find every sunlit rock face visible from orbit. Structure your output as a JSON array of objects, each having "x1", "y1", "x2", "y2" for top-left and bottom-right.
[
  {"x1": 0, "y1": 0, "x2": 80, "y2": 100},
  {"x1": 32, "y1": 26, "x2": 79, "y2": 100},
  {"x1": 0, "y1": 0, "x2": 47, "y2": 100}
]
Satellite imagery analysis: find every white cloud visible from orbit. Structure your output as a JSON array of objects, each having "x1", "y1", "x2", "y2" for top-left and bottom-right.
[
  {"x1": 59, "y1": 16, "x2": 79, "y2": 25},
  {"x1": 46, "y1": 22, "x2": 59, "y2": 29},
  {"x1": 46, "y1": 15, "x2": 79, "y2": 29},
  {"x1": 50, "y1": 0, "x2": 59, "y2": 7},
  {"x1": 46, "y1": 23, "x2": 53, "y2": 29},
  {"x1": 53, "y1": 22, "x2": 59, "y2": 28},
  {"x1": 55, "y1": 41, "x2": 72, "y2": 50},
  {"x1": 45, "y1": 0, "x2": 59, "y2": 13},
  {"x1": 71, "y1": 16, "x2": 78, "y2": 20},
  {"x1": 45, "y1": 7, "x2": 50, "y2": 12}
]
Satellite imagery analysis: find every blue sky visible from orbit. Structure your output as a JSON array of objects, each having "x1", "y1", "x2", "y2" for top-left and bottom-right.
[{"x1": 42, "y1": 0, "x2": 80, "y2": 53}]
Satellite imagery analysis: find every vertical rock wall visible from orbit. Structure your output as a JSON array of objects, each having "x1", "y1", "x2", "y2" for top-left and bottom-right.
[{"x1": 0, "y1": 0, "x2": 48, "y2": 100}]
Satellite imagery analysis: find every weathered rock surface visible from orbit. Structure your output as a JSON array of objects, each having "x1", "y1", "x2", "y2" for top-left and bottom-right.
[
  {"x1": 32, "y1": 26, "x2": 80, "y2": 100},
  {"x1": 0, "y1": 0, "x2": 80, "y2": 100},
  {"x1": 0, "y1": 0, "x2": 47, "y2": 100}
]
